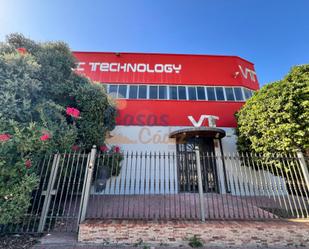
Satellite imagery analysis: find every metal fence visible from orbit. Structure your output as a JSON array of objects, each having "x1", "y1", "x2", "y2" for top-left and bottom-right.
[
  {"x1": 86, "y1": 150, "x2": 309, "y2": 221},
  {"x1": 1, "y1": 147, "x2": 308, "y2": 234},
  {"x1": 0, "y1": 149, "x2": 95, "y2": 234}
]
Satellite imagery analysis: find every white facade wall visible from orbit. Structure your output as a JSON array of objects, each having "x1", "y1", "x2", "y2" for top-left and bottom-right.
[{"x1": 93, "y1": 125, "x2": 288, "y2": 196}]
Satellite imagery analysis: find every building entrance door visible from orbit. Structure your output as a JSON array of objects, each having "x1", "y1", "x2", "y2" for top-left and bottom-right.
[{"x1": 176, "y1": 136, "x2": 219, "y2": 193}]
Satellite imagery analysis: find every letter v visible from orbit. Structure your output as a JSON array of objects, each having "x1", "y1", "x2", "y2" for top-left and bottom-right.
[
  {"x1": 238, "y1": 65, "x2": 248, "y2": 79},
  {"x1": 188, "y1": 115, "x2": 206, "y2": 127}
]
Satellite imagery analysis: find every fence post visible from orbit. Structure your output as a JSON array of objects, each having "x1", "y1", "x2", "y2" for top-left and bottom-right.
[
  {"x1": 195, "y1": 146, "x2": 205, "y2": 222},
  {"x1": 78, "y1": 145, "x2": 97, "y2": 224},
  {"x1": 297, "y1": 150, "x2": 309, "y2": 189},
  {"x1": 38, "y1": 153, "x2": 60, "y2": 233}
]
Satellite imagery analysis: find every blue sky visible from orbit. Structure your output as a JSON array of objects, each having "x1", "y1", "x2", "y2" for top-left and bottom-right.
[{"x1": 0, "y1": 0, "x2": 308, "y2": 86}]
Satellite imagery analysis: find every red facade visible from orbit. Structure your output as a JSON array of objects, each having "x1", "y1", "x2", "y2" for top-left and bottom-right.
[{"x1": 73, "y1": 52, "x2": 259, "y2": 127}]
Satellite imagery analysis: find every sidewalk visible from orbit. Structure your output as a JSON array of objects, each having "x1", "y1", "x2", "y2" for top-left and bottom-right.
[
  {"x1": 32, "y1": 221, "x2": 309, "y2": 249},
  {"x1": 79, "y1": 219, "x2": 309, "y2": 247},
  {"x1": 32, "y1": 231, "x2": 309, "y2": 249}
]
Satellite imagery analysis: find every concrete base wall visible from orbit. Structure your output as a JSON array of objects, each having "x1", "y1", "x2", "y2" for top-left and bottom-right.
[{"x1": 79, "y1": 219, "x2": 309, "y2": 248}]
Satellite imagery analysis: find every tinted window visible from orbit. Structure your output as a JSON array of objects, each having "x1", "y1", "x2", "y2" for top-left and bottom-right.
[
  {"x1": 234, "y1": 87, "x2": 244, "y2": 101},
  {"x1": 215, "y1": 87, "x2": 225, "y2": 101},
  {"x1": 244, "y1": 88, "x2": 252, "y2": 99},
  {"x1": 159, "y1": 86, "x2": 168, "y2": 99},
  {"x1": 197, "y1": 87, "x2": 206, "y2": 100},
  {"x1": 178, "y1": 86, "x2": 187, "y2": 100},
  {"x1": 169, "y1": 86, "x2": 178, "y2": 100},
  {"x1": 109, "y1": 85, "x2": 118, "y2": 97},
  {"x1": 118, "y1": 85, "x2": 127, "y2": 98},
  {"x1": 188, "y1": 87, "x2": 197, "y2": 100},
  {"x1": 207, "y1": 87, "x2": 216, "y2": 101},
  {"x1": 225, "y1": 87, "x2": 235, "y2": 101},
  {"x1": 129, "y1": 85, "x2": 138, "y2": 99},
  {"x1": 149, "y1": 86, "x2": 158, "y2": 99},
  {"x1": 138, "y1": 85, "x2": 147, "y2": 99}
]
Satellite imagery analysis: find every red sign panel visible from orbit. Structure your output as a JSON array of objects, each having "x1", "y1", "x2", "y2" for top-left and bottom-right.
[
  {"x1": 73, "y1": 52, "x2": 259, "y2": 90},
  {"x1": 72, "y1": 52, "x2": 260, "y2": 128}
]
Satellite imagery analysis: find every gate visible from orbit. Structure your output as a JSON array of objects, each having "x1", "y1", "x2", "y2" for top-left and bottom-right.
[{"x1": 0, "y1": 147, "x2": 97, "y2": 234}]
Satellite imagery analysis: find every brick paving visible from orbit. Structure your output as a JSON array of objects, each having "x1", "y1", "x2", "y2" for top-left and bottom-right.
[
  {"x1": 79, "y1": 220, "x2": 309, "y2": 248},
  {"x1": 86, "y1": 193, "x2": 287, "y2": 219},
  {"x1": 33, "y1": 245, "x2": 309, "y2": 249},
  {"x1": 32, "y1": 230, "x2": 309, "y2": 249}
]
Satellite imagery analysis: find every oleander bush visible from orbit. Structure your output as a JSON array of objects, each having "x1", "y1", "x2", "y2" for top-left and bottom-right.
[{"x1": 0, "y1": 33, "x2": 117, "y2": 225}]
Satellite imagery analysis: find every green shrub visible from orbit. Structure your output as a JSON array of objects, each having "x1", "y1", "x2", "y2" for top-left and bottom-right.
[
  {"x1": 236, "y1": 64, "x2": 309, "y2": 155},
  {"x1": 0, "y1": 174, "x2": 38, "y2": 224},
  {"x1": 188, "y1": 235, "x2": 204, "y2": 248},
  {"x1": 0, "y1": 33, "x2": 117, "y2": 225}
]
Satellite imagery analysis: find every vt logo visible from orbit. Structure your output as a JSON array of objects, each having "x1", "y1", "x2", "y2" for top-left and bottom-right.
[
  {"x1": 238, "y1": 65, "x2": 257, "y2": 82},
  {"x1": 188, "y1": 115, "x2": 219, "y2": 128}
]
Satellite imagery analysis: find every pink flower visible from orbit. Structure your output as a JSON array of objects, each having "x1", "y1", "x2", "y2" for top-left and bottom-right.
[
  {"x1": 66, "y1": 107, "x2": 80, "y2": 118},
  {"x1": 25, "y1": 160, "x2": 32, "y2": 169},
  {"x1": 114, "y1": 146, "x2": 120, "y2": 153},
  {"x1": 100, "y1": 145, "x2": 108, "y2": 152},
  {"x1": 0, "y1": 134, "x2": 11, "y2": 142},
  {"x1": 71, "y1": 145, "x2": 80, "y2": 151},
  {"x1": 17, "y1": 47, "x2": 27, "y2": 55},
  {"x1": 40, "y1": 133, "x2": 51, "y2": 141}
]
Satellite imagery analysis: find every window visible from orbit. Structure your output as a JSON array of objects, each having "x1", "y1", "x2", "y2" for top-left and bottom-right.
[
  {"x1": 138, "y1": 85, "x2": 147, "y2": 99},
  {"x1": 244, "y1": 88, "x2": 252, "y2": 99},
  {"x1": 178, "y1": 86, "x2": 187, "y2": 100},
  {"x1": 169, "y1": 86, "x2": 178, "y2": 100},
  {"x1": 197, "y1": 87, "x2": 206, "y2": 100},
  {"x1": 234, "y1": 87, "x2": 244, "y2": 101},
  {"x1": 129, "y1": 85, "x2": 138, "y2": 99},
  {"x1": 118, "y1": 85, "x2": 127, "y2": 98},
  {"x1": 207, "y1": 87, "x2": 216, "y2": 101},
  {"x1": 215, "y1": 87, "x2": 225, "y2": 101},
  {"x1": 110, "y1": 83, "x2": 252, "y2": 102},
  {"x1": 149, "y1": 86, "x2": 158, "y2": 99},
  {"x1": 159, "y1": 86, "x2": 168, "y2": 99},
  {"x1": 225, "y1": 87, "x2": 235, "y2": 101},
  {"x1": 109, "y1": 84, "x2": 118, "y2": 97},
  {"x1": 188, "y1": 87, "x2": 197, "y2": 100}
]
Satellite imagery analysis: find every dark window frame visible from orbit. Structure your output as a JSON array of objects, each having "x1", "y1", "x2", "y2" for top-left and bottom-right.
[
  {"x1": 169, "y1": 86, "x2": 178, "y2": 100},
  {"x1": 178, "y1": 86, "x2": 187, "y2": 100},
  {"x1": 138, "y1": 85, "x2": 147, "y2": 99},
  {"x1": 225, "y1": 87, "x2": 235, "y2": 101},
  {"x1": 159, "y1": 86, "x2": 168, "y2": 99},
  {"x1": 206, "y1": 87, "x2": 216, "y2": 101},
  {"x1": 215, "y1": 87, "x2": 225, "y2": 101},
  {"x1": 128, "y1": 85, "x2": 138, "y2": 99},
  {"x1": 196, "y1": 87, "x2": 206, "y2": 100},
  {"x1": 188, "y1": 86, "x2": 197, "y2": 100},
  {"x1": 149, "y1": 85, "x2": 158, "y2": 99}
]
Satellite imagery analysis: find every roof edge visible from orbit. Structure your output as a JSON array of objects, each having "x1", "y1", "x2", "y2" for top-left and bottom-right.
[{"x1": 72, "y1": 51, "x2": 255, "y2": 65}]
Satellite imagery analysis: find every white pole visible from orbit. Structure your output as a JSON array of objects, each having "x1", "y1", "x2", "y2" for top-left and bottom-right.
[
  {"x1": 195, "y1": 146, "x2": 205, "y2": 222},
  {"x1": 79, "y1": 145, "x2": 97, "y2": 223},
  {"x1": 297, "y1": 151, "x2": 309, "y2": 189}
]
